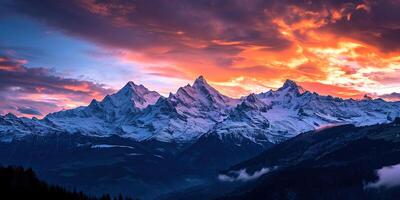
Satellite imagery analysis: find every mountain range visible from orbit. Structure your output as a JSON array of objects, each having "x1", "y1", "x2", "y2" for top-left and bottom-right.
[
  {"x1": 1, "y1": 76, "x2": 400, "y2": 199},
  {"x1": 2, "y1": 76, "x2": 400, "y2": 144}
]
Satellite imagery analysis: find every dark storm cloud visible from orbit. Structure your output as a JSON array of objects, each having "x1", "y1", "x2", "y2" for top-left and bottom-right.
[
  {"x1": 9, "y1": 0, "x2": 400, "y2": 53},
  {"x1": 320, "y1": 0, "x2": 400, "y2": 51},
  {"x1": 8, "y1": 0, "x2": 292, "y2": 53}
]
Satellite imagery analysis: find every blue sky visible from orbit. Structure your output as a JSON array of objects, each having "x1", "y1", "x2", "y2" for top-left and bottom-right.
[{"x1": 0, "y1": 15, "x2": 142, "y2": 89}]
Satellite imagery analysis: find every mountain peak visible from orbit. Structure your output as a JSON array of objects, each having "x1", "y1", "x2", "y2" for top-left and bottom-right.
[
  {"x1": 118, "y1": 81, "x2": 153, "y2": 96},
  {"x1": 170, "y1": 75, "x2": 239, "y2": 110},
  {"x1": 122, "y1": 81, "x2": 137, "y2": 89},
  {"x1": 191, "y1": 76, "x2": 224, "y2": 98},
  {"x1": 100, "y1": 81, "x2": 161, "y2": 110},
  {"x1": 193, "y1": 75, "x2": 208, "y2": 87},
  {"x1": 192, "y1": 75, "x2": 218, "y2": 94},
  {"x1": 88, "y1": 99, "x2": 100, "y2": 107},
  {"x1": 4, "y1": 113, "x2": 18, "y2": 119},
  {"x1": 282, "y1": 79, "x2": 298, "y2": 89},
  {"x1": 174, "y1": 75, "x2": 217, "y2": 100},
  {"x1": 115, "y1": 81, "x2": 139, "y2": 98},
  {"x1": 278, "y1": 79, "x2": 305, "y2": 94}
]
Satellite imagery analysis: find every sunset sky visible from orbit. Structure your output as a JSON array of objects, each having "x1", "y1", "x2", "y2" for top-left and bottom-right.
[{"x1": 1, "y1": 0, "x2": 400, "y2": 117}]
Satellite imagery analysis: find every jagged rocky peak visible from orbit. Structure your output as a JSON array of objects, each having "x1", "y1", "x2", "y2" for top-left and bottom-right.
[
  {"x1": 46, "y1": 80, "x2": 162, "y2": 120},
  {"x1": 280, "y1": 79, "x2": 299, "y2": 90},
  {"x1": 193, "y1": 75, "x2": 208, "y2": 87},
  {"x1": 88, "y1": 99, "x2": 100, "y2": 106},
  {"x1": 124, "y1": 80, "x2": 136, "y2": 88},
  {"x1": 277, "y1": 79, "x2": 305, "y2": 94},
  {"x1": 192, "y1": 75, "x2": 221, "y2": 95},
  {"x1": 239, "y1": 93, "x2": 267, "y2": 110},
  {"x1": 1, "y1": 113, "x2": 21, "y2": 122},
  {"x1": 245, "y1": 93, "x2": 258, "y2": 103},
  {"x1": 4, "y1": 113, "x2": 18, "y2": 119},
  {"x1": 118, "y1": 81, "x2": 146, "y2": 96},
  {"x1": 110, "y1": 81, "x2": 137, "y2": 99},
  {"x1": 170, "y1": 75, "x2": 239, "y2": 111},
  {"x1": 175, "y1": 75, "x2": 221, "y2": 98},
  {"x1": 192, "y1": 75, "x2": 239, "y2": 105},
  {"x1": 106, "y1": 80, "x2": 161, "y2": 109}
]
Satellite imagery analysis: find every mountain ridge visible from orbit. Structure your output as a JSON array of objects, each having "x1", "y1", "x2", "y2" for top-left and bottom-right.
[{"x1": 1, "y1": 76, "x2": 400, "y2": 144}]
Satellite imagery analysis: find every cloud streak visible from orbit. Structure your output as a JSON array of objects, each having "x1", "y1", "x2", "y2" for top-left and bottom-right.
[
  {"x1": 17, "y1": 106, "x2": 42, "y2": 116},
  {"x1": 0, "y1": 55, "x2": 114, "y2": 117}
]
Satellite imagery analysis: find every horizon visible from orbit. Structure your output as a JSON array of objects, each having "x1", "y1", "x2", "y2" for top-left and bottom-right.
[{"x1": 1, "y1": 0, "x2": 400, "y2": 117}]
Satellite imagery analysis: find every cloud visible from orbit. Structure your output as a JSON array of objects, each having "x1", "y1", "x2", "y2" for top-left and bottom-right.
[
  {"x1": 17, "y1": 106, "x2": 41, "y2": 115},
  {"x1": 5, "y1": 0, "x2": 400, "y2": 99},
  {"x1": 0, "y1": 55, "x2": 114, "y2": 117},
  {"x1": 10, "y1": 0, "x2": 291, "y2": 51},
  {"x1": 299, "y1": 81, "x2": 366, "y2": 99},
  {"x1": 365, "y1": 163, "x2": 400, "y2": 189},
  {"x1": 367, "y1": 70, "x2": 400, "y2": 85},
  {"x1": 218, "y1": 167, "x2": 274, "y2": 182},
  {"x1": 7, "y1": 0, "x2": 296, "y2": 82},
  {"x1": 322, "y1": 0, "x2": 400, "y2": 52},
  {"x1": 0, "y1": 56, "x2": 113, "y2": 97}
]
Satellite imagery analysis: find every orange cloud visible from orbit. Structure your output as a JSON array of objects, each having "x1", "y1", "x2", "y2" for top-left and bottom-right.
[
  {"x1": 7, "y1": 0, "x2": 400, "y2": 107},
  {"x1": 299, "y1": 81, "x2": 366, "y2": 99},
  {"x1": 103, "y1": 1, "x2": 399, "y2": 102}
]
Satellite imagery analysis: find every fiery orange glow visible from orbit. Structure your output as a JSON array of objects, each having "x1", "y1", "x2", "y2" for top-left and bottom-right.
[
  {"x1": 112, "y1": 3, "x2": 400, "y2": 99},
  {"x1": 2, "y1": 0, "x2": 400, "y2": 117}
]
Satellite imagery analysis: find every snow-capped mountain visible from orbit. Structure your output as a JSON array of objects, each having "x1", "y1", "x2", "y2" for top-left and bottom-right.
[
  {"x1": 210, "y1": 80, "x2": 400, "y2": 143},
  {"x1": 2, "y1": 76, "x2": 400, "y2": 200},
  {"x1": 48, "y1": 81, "x2": 161, "y2": 119},
  {"x1": 0, "y1": 81, "x2": 162, "y2": 139},
  {"x1": 42, "y1": 81, "x2": 162, "y2": 135},
  {"x1": 170, "y1": 75, "x2": 239, "y2": 118},
  {"x1": 119, "y1": 76, "x2": 241, "y2": 142},
  {"x1": 176, "y1": 79, "x2": 400, "y2": 171},
  {"x1": 0, "y1": 113, "x2": 59, "y2": 141},
  {"x1": 1, "y1": 77, "x2": 400, "y2": 144}
]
